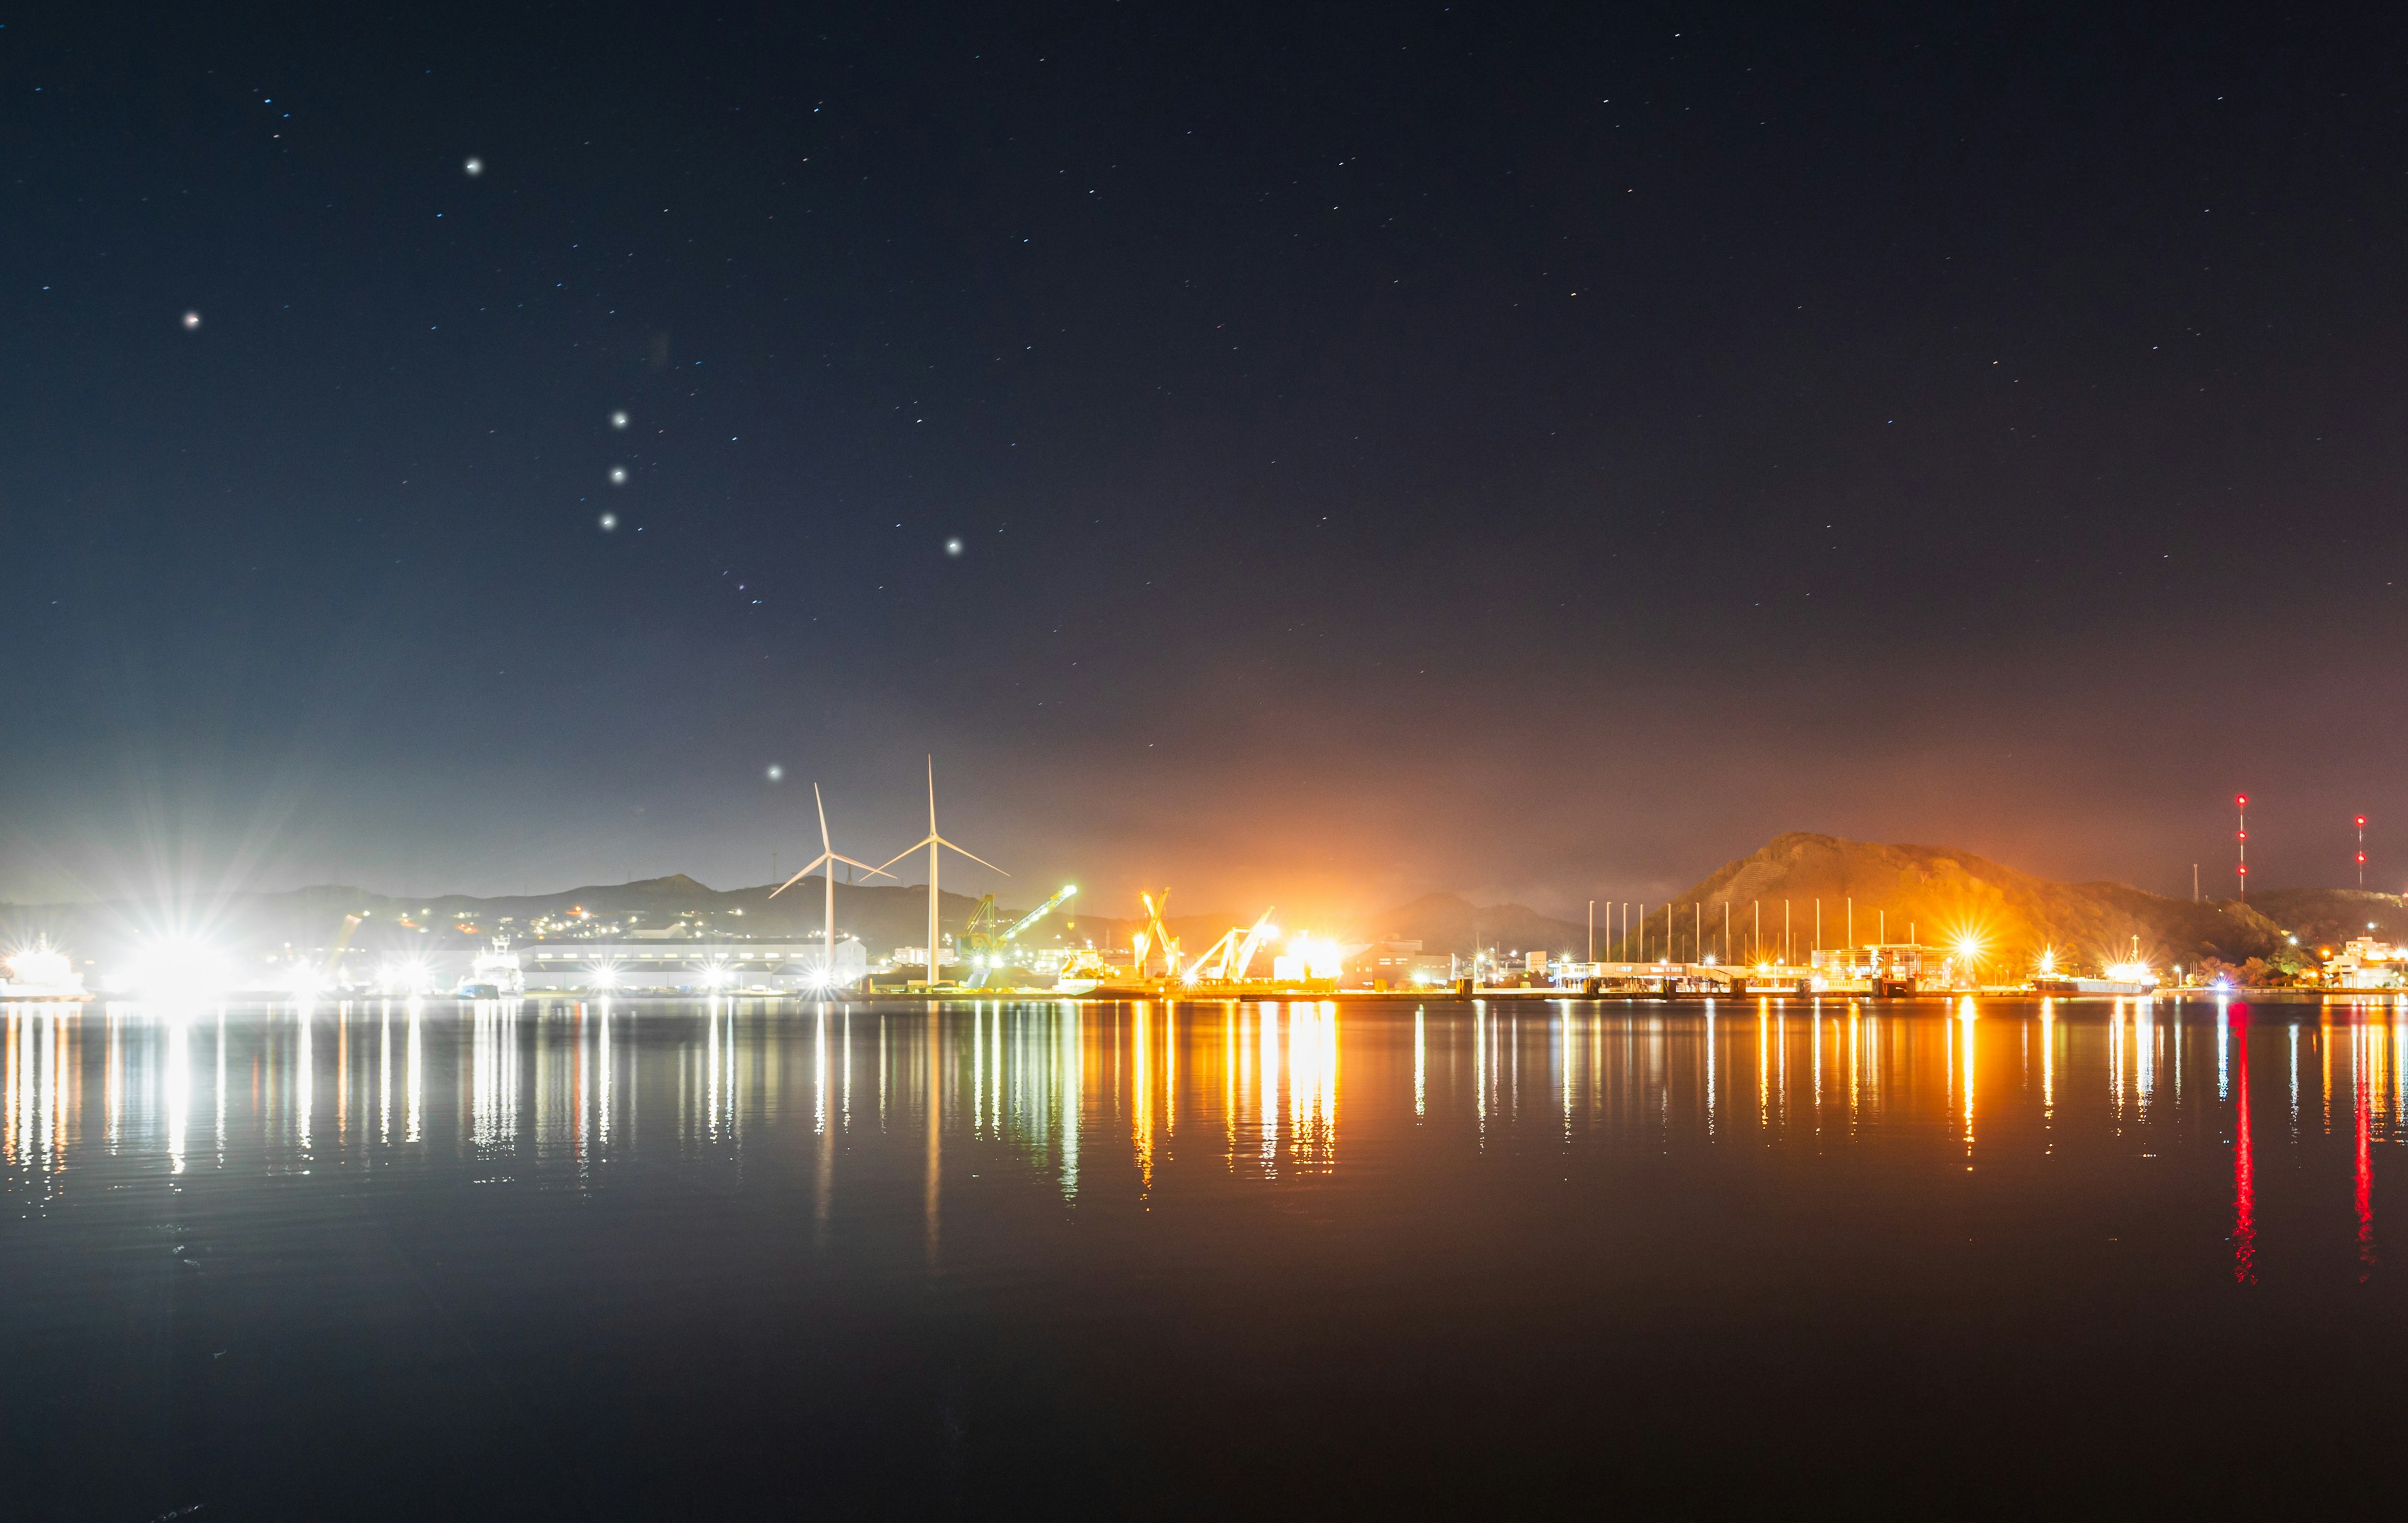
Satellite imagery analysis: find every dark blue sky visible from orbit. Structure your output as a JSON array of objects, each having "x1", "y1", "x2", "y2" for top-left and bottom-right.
[{"x1": 6, "y1": 2, "x2": 2407, "y2": 920}]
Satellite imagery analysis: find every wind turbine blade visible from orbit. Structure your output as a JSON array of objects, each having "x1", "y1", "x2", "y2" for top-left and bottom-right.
[
  {"x1": 814, "y1": 783, "x2": 831, "y2": 856},
  {"x1": 927, "y1": 755, "x2": 936, "y2": 834},
  {"x1": 769, "y1": 852, "x2": 837, "y2": 898},
  {"x1": 931, "y1": 836, "x2": 1008, "y2": 876},
  {"x1": 873, "y1": 837, "x2": 937, "y2": 876},
  {"x1": 828, "y1": 852, "x2": 894, "y2": 879}
]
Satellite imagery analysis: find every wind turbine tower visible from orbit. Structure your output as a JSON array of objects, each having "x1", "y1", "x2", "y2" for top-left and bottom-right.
[
  {"x1": 876, "y1": 756, "x2": 1006, "y2": 988},
  {"x1": 768, "y1": 783, "x2": 891, "y2": 988}
]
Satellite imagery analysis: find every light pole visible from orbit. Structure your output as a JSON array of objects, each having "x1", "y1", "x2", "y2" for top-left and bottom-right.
[{"x1": 2236, "y1": 793, "x2": 2249, "y2": 900}]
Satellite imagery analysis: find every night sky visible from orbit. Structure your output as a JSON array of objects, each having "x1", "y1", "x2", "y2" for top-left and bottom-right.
[{"x1": 8, "y1": 3, "x2": 2408, "y2": 921}]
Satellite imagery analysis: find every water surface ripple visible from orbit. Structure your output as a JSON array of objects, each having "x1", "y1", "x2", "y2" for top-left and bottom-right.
[{"x1": 4, "y1": 995, "x2": 2402, "y2": 1516}]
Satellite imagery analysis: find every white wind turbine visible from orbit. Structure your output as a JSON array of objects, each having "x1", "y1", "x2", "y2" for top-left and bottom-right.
[
  {"x1": 875, "y1": 756, "x2": 1006, "y2": 987},
  {"x1": 769, "y1": 783, "x2": 892, "y2": 989}
]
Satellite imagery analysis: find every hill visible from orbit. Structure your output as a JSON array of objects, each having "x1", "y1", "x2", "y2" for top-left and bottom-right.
[
  {"x1": 2231, "y1": 887, "x2": 2408, "y2": 955},
  {"x1": 1642, "y1": 832, "x2": 2335, "y2": 975},
  {"x1": 9, "y1": 835, "x2": 2394, "y2": 981}
]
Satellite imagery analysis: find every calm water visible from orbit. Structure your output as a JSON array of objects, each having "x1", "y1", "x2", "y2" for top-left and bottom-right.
[{"x1": 6, "y1": 995, "x2": 2405, "y2": 1517}]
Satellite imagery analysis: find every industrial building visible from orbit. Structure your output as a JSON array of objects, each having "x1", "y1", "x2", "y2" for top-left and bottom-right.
[{"x1": 519, "y1": 940, "x2": 867, "y2": 994}]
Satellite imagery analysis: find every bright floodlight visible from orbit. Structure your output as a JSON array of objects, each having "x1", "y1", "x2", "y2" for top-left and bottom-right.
[
  {"x1": 132, "y1": 937, "x2": 230, "y2": 1000},
  {"x1": 378, "y1": 955, "x2": 436, "y2": 997}
]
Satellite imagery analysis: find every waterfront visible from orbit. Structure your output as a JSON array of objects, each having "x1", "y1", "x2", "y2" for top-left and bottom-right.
[{"x1": 6, "y1": 995, "x2": 2406, "y2": 1517}]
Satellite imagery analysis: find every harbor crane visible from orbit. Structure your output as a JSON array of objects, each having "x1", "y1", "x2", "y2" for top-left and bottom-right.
[
  {"x1": 1178, "y1": 909, "x2": 1277, "y2": 985},
  {"x1": 1003, "y1": 883, "x2": 1077, "y2": 943},
  {"x1": 322, "y1": 913, "x2": 366, "y2": 987},
  {"x1": 1133, "y1": 889, "x2": 1181, "y2": 979},
  {"x1": 961, "y1": 883, "x2": 1080, "y2": 987}
]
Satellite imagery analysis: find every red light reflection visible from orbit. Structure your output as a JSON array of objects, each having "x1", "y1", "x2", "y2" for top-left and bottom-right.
[
  {"x1": 2357, "y1": 1025, "x2": 2376, "y2": 1280},
  {"x1": 2232, "y1": 1007, "x2": 2254, "y2": 1285}
]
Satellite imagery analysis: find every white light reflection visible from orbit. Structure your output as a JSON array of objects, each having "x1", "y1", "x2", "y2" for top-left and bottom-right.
[
  {"x1": 1413, "y1": 1007, "x2": 1425, "y2": 1120},
  {"x1": 1704, "y1": 1000, "x2": 1717, "y2": 1140},
  {"x1": 2135, "y1": 1000, "x2": 2155, "y2": 1121},
  {"x1": 296, "y1": 1006, "x2": 314, "y2": 1154},
  {"x1": 1133, "y1": 1004, "x2": 1154, "y2": 1192},
  {"x1": 1286, "y1": 1002, "x2": 1337, "y2": 1173},
  {"x1": 1473, "y1": 1003, "x2": 1487, "y2": 1145},
  {"x1": 2040, "y1": 1000, "x2": 2054, "y2": 1120},
  {"x1": 1960, "y1": 997, "x2": 1977, "y2": 1157},
  {"x1": 105, "y1": 1010, "x2": 122, "y2": 1153},
  {"x1": 2289, "y1": 1021, "x2": 2300, "y2": 1140},
  {"x1": 2110, "y1": 1002, "x2": 2126, "y2": 1124},
  {"x1": 1058, "y1": 1004, "x2": 1080, "y2": 1200},
  {"x1": 379, "y1": 1004, "x2": 392, "y2": 1144},
  {"x1": 815, "y1": 1007, "x2": 832, "y2": 1243},
  {"x1": 1259, "y1": 1002, "x2": 1281, "y2": 1177},
  {"x1": 407, "y1": 1002, "x2": 424, "y2": 1144},
  {"x1": 164, "y1": 1012, "x2": 192, "y2": 1174}
]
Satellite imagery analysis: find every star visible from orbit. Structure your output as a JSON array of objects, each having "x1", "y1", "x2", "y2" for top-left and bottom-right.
[
  {"x1": 463, "y1": 156, "x2": 483, "y2": 176},
  {"x1": 598, "y1": 512, "x2": 618, "y2": 531},
  {"x1": 945, "y1": 538, "x2": 963, "y2": 556},
  {"x1": 610, "y1": 410, "x2": 630, "y2": 429},
  {"x1": 608, "y1": 465, "x2": 628, "y2": 485},
  {"x1": 181, "y1": 311, "x2": 201, "y2": 329},
  {"x1": 765, "y1": 764, "x2": 784, "y2": 782}
]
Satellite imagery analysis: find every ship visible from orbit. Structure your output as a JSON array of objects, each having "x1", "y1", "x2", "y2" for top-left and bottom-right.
[
  {"x1": 2, "y1": 938, "x2": 93, "y2": 1002},
  {"x1": 455, "y1": 935, "x2": 526, "y2": 999},
  {"x1": 2030, "y1": 939, "x2": 2158, "y2": 996}
]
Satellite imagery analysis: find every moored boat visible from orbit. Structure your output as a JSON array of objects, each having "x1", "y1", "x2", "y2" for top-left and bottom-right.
[{"x1": 2, "y1": 938, "x2": 93, "y2": 1002}]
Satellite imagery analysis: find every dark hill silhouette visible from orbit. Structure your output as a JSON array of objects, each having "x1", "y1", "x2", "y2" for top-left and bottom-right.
[
  {"x1": 2234, "y1": 887, "x2": 2408, "y2": 955},
  {"x1": 9, "y1": 834, "x2": 2393, "y2": 979},
  {"x1": 1631, "y1": 831, "x2": 2305, "y2": 974}
]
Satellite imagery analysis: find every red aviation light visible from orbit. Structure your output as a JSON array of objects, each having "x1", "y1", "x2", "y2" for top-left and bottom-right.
[
  {"x1": 2239, "y1": 864, "x2": 2249, "y2": 875},
  {"x1": 2358, "y1": 816, "x2": 2369, "y2": 827},
  {"x1": 2238, "y1": 830, "x2": 2248, "y2": 841},
  {"x1": 2236, "y1": 794, "x2": 2250, "y2": 808}
]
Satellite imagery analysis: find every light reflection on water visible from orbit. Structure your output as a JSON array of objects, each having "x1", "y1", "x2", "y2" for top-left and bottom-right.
[
  {"x1": 14, "y1": 994, "x2": 2408, "y2": 1237},
  {"x1": 10, "y1": 993, "x2": 2408, "y2": 1514}
]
